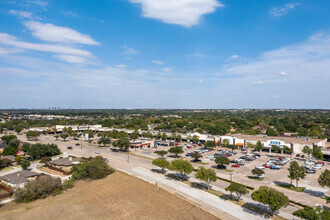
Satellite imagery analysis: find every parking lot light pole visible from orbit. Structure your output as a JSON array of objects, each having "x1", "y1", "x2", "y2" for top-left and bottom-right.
[{"x1": 229, "y1": 173, "x2": 233, "y2": 181}]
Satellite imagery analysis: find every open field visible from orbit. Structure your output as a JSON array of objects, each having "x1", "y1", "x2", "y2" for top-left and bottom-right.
[{"x1": 0, "y1": 171, "x2": 219, "y2": 220}]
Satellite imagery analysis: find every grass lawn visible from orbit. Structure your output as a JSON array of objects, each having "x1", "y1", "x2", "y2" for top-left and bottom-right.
[
  {"x1": 194, "y1": 161, "x2": 209, "y2": 165},
  {"x1": 0, "y1": 167, "x2": 14, "y2": 172},
  {"x1": 276, "y1": 184, "x2": 305, "y2": 192},
  {"x1": 221, "y1": 169, "x2": 234, "y2": 172},
  {"x1": 247, "y1": 176, "x2": 264, "y2": 181}
]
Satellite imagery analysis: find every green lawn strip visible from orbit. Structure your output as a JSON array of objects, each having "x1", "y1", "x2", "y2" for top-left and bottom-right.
[
  {"x1": 216, "y1": 176, "x2": 255, "y2": 190},
  {"x1": 0, "y1": 166, "x2": 14, "y2": 172},
  {"x1": 193, "y1": 161, "x2": 209, "y2": 165},
  {"x1": 276, "y1": 184, "x2": 305, "y2": 192}
]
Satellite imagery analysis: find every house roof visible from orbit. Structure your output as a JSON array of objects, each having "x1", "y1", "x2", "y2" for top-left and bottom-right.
[
  {"x1": 0, "y1": 144, "x2": 7, "y2": 149},
  {"x1": 1, "y1": 155, "x2": 16, "y2": 162},
  {"x1": 1, "y1": 170, "x2": 40, "y2": 185},
  {"x1": 49, "y1": 157, "x2": 79, "y2": 166}
]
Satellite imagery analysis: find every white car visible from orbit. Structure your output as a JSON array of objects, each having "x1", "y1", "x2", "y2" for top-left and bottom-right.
[
  {"x1": 181, "y1": 146, "x2": 187, "y2": 150},
  {"x1": 313, "y1": 164, "x2": 322, "y2": 169},
  {"x1": 194, "y1": 150, "x2": 202, "y2": 154},
  {"x1": 255, "y1": 174, "x2": 264, "y2": 178},
  {"x1": 94, "y1": 151, "x2": 100, "y2": 154},
  {"x1": 255, "y1": 165, "x2": 265, "y2": 169},
  {"x1": 305, "y1": 161, "x2": 315, "y2": 166},
  {"x1": 206, "y1": 155, "x2": 215, "y2": 158}
]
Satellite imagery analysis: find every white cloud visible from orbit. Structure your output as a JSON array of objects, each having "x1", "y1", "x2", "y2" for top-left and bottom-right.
[
  {"x1": 269, "y1": 3, "x2": 300, "y2": 17},
  {"x1": 129, "y1": 0, "x2": 224, "y2": 27},
  {"x1": 24, "y1": 21, "x2": 99, "y2": 45},
  {"x1": 8, "y1": 10, "x2": 33, "y2": 19},
  {"x1": 273, "y1": 94, "x2": 280, "y2": 98},
  {"x1": 54, "y1": 55, "x2": 87, "y2": 64},
  {"x1": 252, "y1": 81, "x2": 263, "y2": 85},
  {"x1": 225, "y1": 33, "x2": 330, "y2": 81},
  {"x1": 151, "y1": 60, "x2": 164, "y2": 65},
  {"x1": 231, "y1": 54, "x2": 239, "y2": 59},
  {"x1": 115, "y1": 64, "x2": 127, "y2": 68},
  {"x1": 122, "y1": 46, "x2": 139, "y2": 55},
  {"x1": 0, "y1": 33, "x2": 95, "y2": 63},
  {"x1": 162, "y1": 67, "x2": 173, "y2": 72}
]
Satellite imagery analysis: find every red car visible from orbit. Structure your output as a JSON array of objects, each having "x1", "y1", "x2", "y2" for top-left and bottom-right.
[
  {"x1": 316, "y1": 162, "x2": 325, "y2": 166},
  {"x1": 224, "y1": 154, "x2": 230, "y2": 157},
  {"x1": 231, "y1": 164, "x2": 240, "y2": 168},
  {"x1": 186, "y1": 146, "x2": 193, "y2": 149},
  {"x1": 263, "y1": 165, "x2": 270, "y2": 168}
]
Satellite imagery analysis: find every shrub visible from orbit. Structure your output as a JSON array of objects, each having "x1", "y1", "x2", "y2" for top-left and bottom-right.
[{"x1": 71, "y1": 157, "x2": 115, "y2": 181}]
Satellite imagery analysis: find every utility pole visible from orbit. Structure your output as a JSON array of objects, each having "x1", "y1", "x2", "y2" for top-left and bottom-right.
[
  {"x1": 229, "y1": 173, "x2": 233, "y2": 182},
  {"x1": 127, "y1": 150, "x2": 130, "y2": 163}
]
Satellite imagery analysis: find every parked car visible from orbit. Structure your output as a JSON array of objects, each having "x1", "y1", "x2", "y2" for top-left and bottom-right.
[
  {"x1": 94, "y1": 151, "x2": 100, "y2": 154},
  {"x1": 263, "y1": 165, "x2": 270, "y2": 168},
  {"x1": 255, "y1": 165, "x2": 265, "y2": 169},
  {"x1": 313, "y1": 164, "x2": 322, "y2": 169},
  {"x1": 301, "y1": 155, "x2": 305, "y2": 158},
  {"x1": 216, "y1": 165, "x2": 227, "y2": 169},
  {"x1": 316, "y1": 162, "x2": 325, "y2": 166},
  {"x1": 75, "y1": 143, "x2": 80, "y2": 146},
  {"x1": 296, "y1": 154, "x2": 301, "y2": 157},
  {"x1": 185, "y1": 153, "x2": 192, "y2": 156},
  {"x1": 306, "y1": 169, "x2": 316, "y2": 174},
  {"x1": 270, "y1": 165, "x2": 281, "y2": 170},
  {"x1": 237, "y1": 161, "x2": 245, "y2": 166},
  {"x1": 67, "y1": 146, "x2": 73, "y2": 150},
  {"x1": 255, "y1": 174, "x2": 264, "y2": 178},
  {"x1": 231, "y1": 164, "x2": 240, "y2": 168},
  {"x1": 305, "y1": 160, "x2": 315, "y2": 166}
]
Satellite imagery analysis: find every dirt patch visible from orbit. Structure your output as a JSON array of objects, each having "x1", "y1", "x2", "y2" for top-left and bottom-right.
[{"x1": 0, "y1": 171, "x2": 220, "y2": 220}]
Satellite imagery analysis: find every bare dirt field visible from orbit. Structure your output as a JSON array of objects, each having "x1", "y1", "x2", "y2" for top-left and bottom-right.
[{"x1": 0, "y1": 171, "x2": 219, "y2": 220}]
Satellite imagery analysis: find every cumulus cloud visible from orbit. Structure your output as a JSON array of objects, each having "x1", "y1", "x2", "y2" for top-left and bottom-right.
[
  {"x1": 129, "y1": 0, "x2": 224, "y2": 27},
  {"x1": 54, "y1": 55, "x2": 87, "y2": 64},
  {"x1": 151, "y1": 60, "x2": 164, "y2": 65},
  {"x1": 279, "y1": 71, "x2": 288, "y2": 76},
  {"x1": 269, "y1": 3, "x2": 300, "y2": 17},
  {"x1": 231, "y1": 54, "x2": 239, "y2": 59},
  {"x1": 8, "y1": 10, "x2": 33, "y2": 19},
  {"x1": 122, "y1": 46, "x2": 139, "y2": 55},
  {"x1": 24, "y1": 21, "x2": 99, "y2": 45}
]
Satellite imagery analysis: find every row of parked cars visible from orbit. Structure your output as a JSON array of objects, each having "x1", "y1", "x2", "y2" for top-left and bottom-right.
[
  {"x1": 259, "y1": 156, "x2": 291, "y2": 170},
  {"x1": 301, "y1": 160, "x2": 325, "y2": 174},
  {"x1": 185, "y1": 148, "x2": 210, "y2": 156}
]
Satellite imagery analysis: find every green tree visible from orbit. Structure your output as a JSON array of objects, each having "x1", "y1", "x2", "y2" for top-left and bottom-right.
[
  {"x1": 21, "y1": 160, "x2": 31, "y2": 170},
  {"x1": 251, "y1": 186, "x2": 289, "y2": 216},
  {"x1": 168, "y1": 146, "x2": 183, "y2": 157},
  {"x1": 190, "y1": 135, "x2": 199, "y2": 143},
  {"x1": 21, "y1": 143, "x2": 31, "y2": 152},
  {"x1": 254, "y1": 140, "x2": 264, "y2": 152},
  {"x1": 168, "y1": 159, "x2": 194, "y2": 179},
  {"x1": 318, "y1": 169, "x2": 330, "y2": 188},
  {"x1": 283, "y1": 146, "x2": 292, "y2": 154},
  {"x1": 161, "y1": 133, "x2": 167, "y2": 140},
  {"x1": 271, "y1": 145, "x2": 281, "y2": 155},
  {"x1": 54, "y1": 134, "x2": 60, "y2": 140},
  {"x1": 225, "y1": 182, "x2": 248, "y2": 201},
  {"x1": 204, "y1": 141, "x2": 216, "y2": 150},
  {"x1": 130, "y1": 131, "x2": 139, "y2": 141},
  {"x1": 71, "y1": 156, "x2": 114, "y2": 180},
  {"x1": 1, "y1": 135, "x2": 17, "y2": 144},
  {"x1": 113, "y1": 138, "x2": 130, "y2": 151},
  {"x1": 297, "y1": 127, "x2": 309, "y2": 137},
  {"x1": 71, "y1": 131, "x2": 79, "y2": 140},
  {"x1": 293, "y1": 206, "x2": 330, "y2": 220},
  {"x1": 40, "y1": 157, "x2": 52, "y2": 164},
  {"x1": 312, "y1": 145, "x2": 323, "y2": 160},
  {"x1": 152, "y1": 158, "x2": 170, "y2": 172},
  {"x1": 191, "y1": 153, "x2": 202, "y2": 162},
  {"x1": 215, "y1": 156, "x2": 230, "y2": 166},
  {"x1": 155, "y1": 150, "x2": 168, "y2": 158},
  {"x1": 227, "y1": 144, "x2": 238, "y2": 152},
  {"x1": 221, "y1": 139, "x2": 230, "y2": 148},
  {"x1": 26, "y1": 130, "x2": 40, "y2": 140},
  {"x1": 302, "y1": 145, "x2": 313, "y2": 159},
  {"x1": 98, "y1": 135, "x2": 111, "y2": 147},
  {"x1": 15, "y1": 126, "x2": 23, "y2": 133},
  {"x1": 195, "y1": 167, "x2": 217, "y2": 190},
  {"x1": 288, "y1": 161, "x2": 306, "y2": 187},
  {"x1": 252, "y1": 168, "x2": 265, "y2": 178},
  {"x1": 60, "y1": 133, "x2": 69, "y2": 141}
]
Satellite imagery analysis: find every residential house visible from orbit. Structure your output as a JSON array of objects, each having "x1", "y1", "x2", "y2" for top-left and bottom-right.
[
  {"x1": 1, "y1": 170, "x2": 41, "y2": 188},
  {"x1": 49, "y1": 157, "x2": 80, "y2": 172}
]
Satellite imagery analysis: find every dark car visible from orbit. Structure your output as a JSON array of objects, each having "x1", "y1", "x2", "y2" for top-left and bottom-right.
[
  {"x1": 301, "y1": 155, "x2": 305, "y2": 158},
  {"x1": 296, "y1": 154, "x2": 300, "y2": 157},
  {"x1": 75, "y1": 143, "x2": 80, "y2": 146},
  {"x1": 216, "y1": 165, "x2": 227, "y2": 169},
  {"x1": 270, "y1": 166, "x2": 280, "y2": 170},
  {"x1": 67, "y1": 146, "x2": 73, "y2": 150},
  {"x1": 306, "y1": 169, "x2": 316, "y2": 174}
]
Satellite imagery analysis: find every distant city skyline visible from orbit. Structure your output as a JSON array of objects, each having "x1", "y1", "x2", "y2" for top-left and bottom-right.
[{"x1": 0, "y1": 0, "x2": 329, "y2": 109}]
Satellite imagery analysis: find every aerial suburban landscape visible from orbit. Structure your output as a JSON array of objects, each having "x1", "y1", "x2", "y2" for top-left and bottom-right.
[{"x1": 0, "y1": 0, "x2": 329, "y2": 220}]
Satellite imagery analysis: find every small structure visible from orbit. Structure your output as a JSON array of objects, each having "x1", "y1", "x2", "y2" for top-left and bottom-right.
[
  {"x1": 1, "y1": 155, "x2": 17, "y2": 165},
  {"x1": 49, "y1": 157, "x2": 80, "y2": 172},
  {"x1": 1, "y1": 170, "x2": 40, "y2": 188}
]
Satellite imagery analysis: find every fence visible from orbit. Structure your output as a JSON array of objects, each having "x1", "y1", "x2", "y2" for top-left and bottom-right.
[
  {"x1": 0, "y1": 183, "x2": 14, "y2": 200},
  {"x1": 48, "y1": 165, "x2": 72, "y2": 175}
]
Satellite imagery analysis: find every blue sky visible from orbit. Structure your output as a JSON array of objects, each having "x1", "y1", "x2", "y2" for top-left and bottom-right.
[{"x1": 0, "y1": 0, "x2": 329, "y2": 109}]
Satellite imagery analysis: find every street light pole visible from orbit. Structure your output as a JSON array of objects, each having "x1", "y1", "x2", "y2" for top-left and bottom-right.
[{"x1": 229, "y1": 173, "x2": 233, "y2": 181}]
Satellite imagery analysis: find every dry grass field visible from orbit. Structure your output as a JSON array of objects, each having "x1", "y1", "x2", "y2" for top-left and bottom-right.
[{"x1": 0, "y1": 171, "x2": 219, "y2": 220}]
